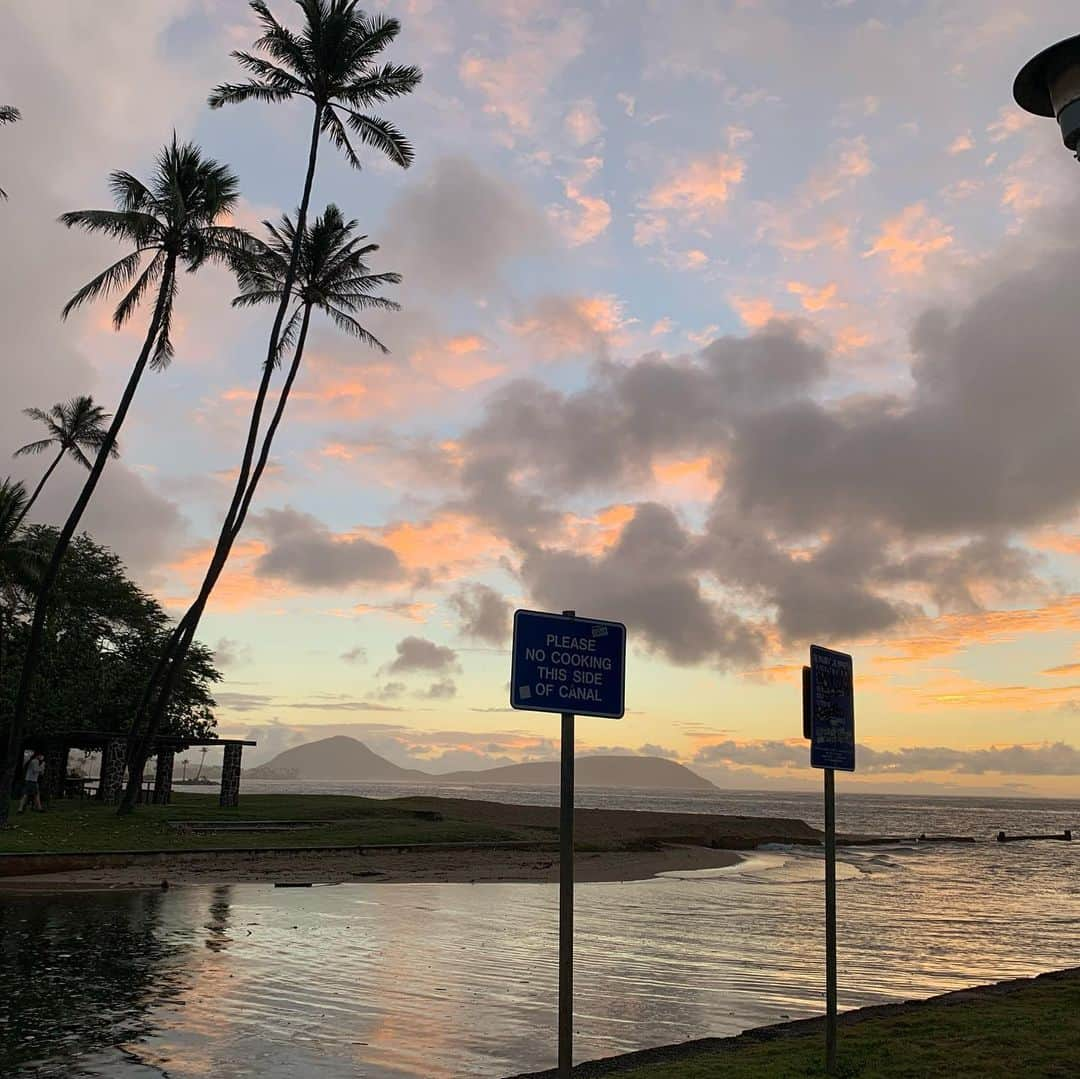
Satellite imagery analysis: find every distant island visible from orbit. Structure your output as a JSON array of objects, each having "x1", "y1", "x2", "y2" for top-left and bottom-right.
[{"x1": 245, "y1": 735, "x2": 716, "y2": 790}]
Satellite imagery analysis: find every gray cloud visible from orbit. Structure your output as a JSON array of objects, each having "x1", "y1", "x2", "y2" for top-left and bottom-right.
[
  {"x1": 423, "y1": 678, "x2": 457, "y2": 699},
  {"x1": 253, "y1": 507, "x2": 403, "y2": 588},
  {"x1": 695, "y1": 740, "x2": 1080, "y2": 776},
  {"x1": 386, "y1": 635, "x2": 461, "y2": 674},
  {"x1": 521, "y1": 502, "x2": 763, "y2": 667},
  {"x1": 384, "y1": 156, "x2": 551, "y2": 297},
  {"x1": 340, "y1": 645, "x2": 368, "y2": 665},
  {"x1": 449, "y1": 582, "x2": 512, "y2": 645},
  {"x1": 214, "y1": 638, "x2": 252, "y2": 669}
]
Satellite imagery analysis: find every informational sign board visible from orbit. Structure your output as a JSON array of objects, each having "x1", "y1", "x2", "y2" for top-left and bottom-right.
[
  {"x1": 510, "y1": 609, "x2": 626, "y2": 719},
  {"x1": 809, "y1": 644, "x2": 855, "y2": 772}
]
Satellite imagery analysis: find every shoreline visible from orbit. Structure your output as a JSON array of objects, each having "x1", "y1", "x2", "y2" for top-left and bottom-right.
[
  {"x1": 0, "y1": 841, "x2": 742, "y2": 890},
  {"x1": 507, "y1": 966, "x2": 1080, "y2": 1077}
]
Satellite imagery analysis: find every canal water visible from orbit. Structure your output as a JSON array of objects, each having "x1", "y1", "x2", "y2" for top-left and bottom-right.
[{"x1": 3, "y1": 792, "x2": 1078, "y2": 1077}]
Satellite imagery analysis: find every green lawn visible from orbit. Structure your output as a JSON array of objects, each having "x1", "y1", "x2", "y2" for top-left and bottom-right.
[
  {"x1": 590, "y1": 971, "x2": 1080, "y2": 1079},
  {"x1": 0, "y1": 792, "x2": 538, "y2": 853}
]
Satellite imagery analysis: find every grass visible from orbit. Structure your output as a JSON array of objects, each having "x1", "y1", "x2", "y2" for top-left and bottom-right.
[
  {"x1": 0, "y1": 792, "x2": 539, "y2": 853},
  {"x1": 590, "y1": 971, "x2": 1080, "y2": 1079}
]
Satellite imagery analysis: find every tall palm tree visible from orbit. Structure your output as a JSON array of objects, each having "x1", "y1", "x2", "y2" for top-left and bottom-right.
[
  {"x1": 13, "y1": 396, "x2": 117, "y2": 527},
  {"x1": 114, "y1": 1, "x2": 420, "y2": 815},
  {"x1": 0, "y1": 105, "x2": 19, "y2": 200},
  {"x1": 0, "y1": 139, "x2": 250, "y2": 825},
  {"x1": 121, "y1": 206, "x2": 400, "y2": 809}
]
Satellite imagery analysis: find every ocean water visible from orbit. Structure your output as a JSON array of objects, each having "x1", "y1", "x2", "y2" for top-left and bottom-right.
[{"x1": 3, "y1": 788, "x2": 1079, "y2": 1078}]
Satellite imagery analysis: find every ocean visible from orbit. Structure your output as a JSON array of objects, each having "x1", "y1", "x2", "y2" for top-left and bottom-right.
[{"x1": 4, "y1": 786, "x2": 1079, "y2": 1078}]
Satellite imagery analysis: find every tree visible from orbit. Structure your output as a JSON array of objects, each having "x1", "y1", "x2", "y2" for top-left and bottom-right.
[
  {"x1": 0, "y1": 139, "x2": 249, "y2": 825},
  {"x1": 0, "y1": 105, "x2": 19, "y2": 200},
  {"x1": 13, "y1": 396, "x2": 117, "y2": 527},
  {"x1": 0, "y1": 528, "x2": 220, "y2": 750},
  {"x1": 122, "y1": 205, "x2": 399, "y2": 807},
  {"x1": 117, "y1": 0, "x2": 420, "y2": 813}
]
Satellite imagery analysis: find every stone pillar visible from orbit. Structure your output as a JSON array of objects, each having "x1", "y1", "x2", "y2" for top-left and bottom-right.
[
  {"x1": 43, "y1": 743, "x2": 68, "y2": 801},
  {"x1": 219, "y1": 744, "x2": 242, "y2": 808},
  {"x1": 98, "y1": 739, "x2": 126, "y2": 804},
  {"x1": 152, "y1": 749, "x2": 175, "y2": 806}
]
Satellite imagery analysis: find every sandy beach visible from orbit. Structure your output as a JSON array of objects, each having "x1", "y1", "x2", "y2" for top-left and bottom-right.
[{"x1": 0, "y1": 841, "x2": 742, "y2": 889}]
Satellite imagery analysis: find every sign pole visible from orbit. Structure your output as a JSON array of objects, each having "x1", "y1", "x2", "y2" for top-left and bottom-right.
[
  {"x1": 824, "y1": 766, "x2": 837, "y2": 1075},
  {"x1": 559, "y1": 609, "x2": 576, "y2": 1079}
]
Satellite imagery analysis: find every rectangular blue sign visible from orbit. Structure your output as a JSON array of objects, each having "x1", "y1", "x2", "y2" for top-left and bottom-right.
[
  {"x1": 510, "y1": 609, "x2": 626, "y2": 719},
  {"x1": 809, "y1": 644, "x2": 855, "y2": 772}
]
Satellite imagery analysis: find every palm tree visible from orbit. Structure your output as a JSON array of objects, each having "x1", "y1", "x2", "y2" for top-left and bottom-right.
[
  {"x1": 0, "y1": 105, "x2": 19, "y2": 200},
  {"x1": 115, "y1": 0, "x2": 420, "y2": 814},
  {"x1": 13, "y1": 396, "x2": 117, "y2": 527},
  {"x1": 122, "y1": 206, "x2": 400, "y2": 809},
  {"x1": 0, "y1": 139, "x2": 250, "y2": 825}
]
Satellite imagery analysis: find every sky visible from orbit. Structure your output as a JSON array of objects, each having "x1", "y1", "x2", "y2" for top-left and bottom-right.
[{"x1": 3, "y1": 0, "x2": 1080, "y2": 797}]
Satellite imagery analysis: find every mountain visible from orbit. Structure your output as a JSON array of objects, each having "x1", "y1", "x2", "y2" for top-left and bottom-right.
[
  {"x1": 246, "y1": 736, "x2": 715, "y2": 790},
  {"x1": 244, "y1": 736, "x2": 431, "y2": 783}
]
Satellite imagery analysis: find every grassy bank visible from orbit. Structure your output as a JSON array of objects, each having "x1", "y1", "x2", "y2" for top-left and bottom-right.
[
  {"x1": 519, "y1": 968, "x2": 1080, "y2": 1078},
  {"x1": 0, "y1": 792, "x2": 536, "y2": 853}
]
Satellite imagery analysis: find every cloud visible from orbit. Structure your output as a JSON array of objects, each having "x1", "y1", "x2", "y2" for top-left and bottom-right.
[
  {"x1": 253, "y1": 508, "x2": 403, "y2": 589},
  {"x1": 340, "y1": 645, "x2": 368, "y2": 665},
  {"x1": 386, "y1": 635, "x2": 461, "y2": 675},
  {"x1": 635, "y1": 152, "x2": 745, "y2": 248},
  {"x1": 864, "y1": 202, "x2": 953, "y2": 275},
  {"x1": 550, "y1": 156, "x2": 611, "y2": 246},
  {"x1": 564, "y1": 99, "x2": 603, "y2": 145},
  {"x1": 383, "y1": 157, "x2": 551, "y2": 296},
  {"x1": 423, "y1": 678, "x2": 458, "y2": 699},
  {"x1": 694, "y1": 739, "x2": 1080, "y2": 776},
  {"x1": 449, "y1": 583, "x2": 512, "y2": 645},
  {"x1": 214, "y1": 638, "x2": 252, "y2": 669}
]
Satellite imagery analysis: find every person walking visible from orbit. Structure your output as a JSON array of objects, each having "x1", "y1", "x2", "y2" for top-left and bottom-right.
[{"x1": 17, "y1": 751, "x2": 45, "y2": 814}]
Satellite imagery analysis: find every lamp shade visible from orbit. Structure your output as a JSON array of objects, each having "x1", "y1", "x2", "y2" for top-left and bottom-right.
[{"x1": 1014, "y1": 34, "x2": 1080, "y2": 150}]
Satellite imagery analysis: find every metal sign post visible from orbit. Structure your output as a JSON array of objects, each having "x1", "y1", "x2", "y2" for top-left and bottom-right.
[
  {"x1": 510, "y1": 608, "x2": 626, "y2": 1077},
  {"x1": 806, "y1": 644, "x2": 854, "y2": 1078}
]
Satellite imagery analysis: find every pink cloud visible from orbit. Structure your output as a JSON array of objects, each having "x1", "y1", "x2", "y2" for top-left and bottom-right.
[{"x1": 864, "y1": 203, "x2": 953, "y2": 275}]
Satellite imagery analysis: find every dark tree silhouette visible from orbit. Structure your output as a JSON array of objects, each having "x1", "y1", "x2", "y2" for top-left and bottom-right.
[
  {"x1": 1, "y1": 140, "x2": 250, "y2": 825},
  {"x1": 0, "y1": 105, "x2": 19, "y2": 199},
  {"x1": 13, "y1": 396, "x2": 117, "y2": 527}
]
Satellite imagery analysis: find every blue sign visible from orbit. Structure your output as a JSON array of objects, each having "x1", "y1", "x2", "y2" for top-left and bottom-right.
[
  {"x1": 511, "y1": 609, "x2": 626, "y2": 719},
  {"x1": 809, "y1": 644, "x2": 855, "y2": 772}
]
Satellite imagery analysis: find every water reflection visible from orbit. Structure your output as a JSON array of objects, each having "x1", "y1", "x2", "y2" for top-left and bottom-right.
[{"x1": 2, "y1": 839, "x2": 1079, "y2": 1077}]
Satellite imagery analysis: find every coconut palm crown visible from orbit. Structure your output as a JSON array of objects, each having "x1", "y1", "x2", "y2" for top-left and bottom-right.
[
  {"x1": 59, "y1": 136, "x2": 250, "y2": 367},
  {"x1": 208, "y1": 0, "x2": 421, "y2": 170},
  {"x1": 235, "y1": 203, "x2": 401, "y2": 354},
  {"x1": 13, "y1": 396, "x2": 118, "y2": 526}
]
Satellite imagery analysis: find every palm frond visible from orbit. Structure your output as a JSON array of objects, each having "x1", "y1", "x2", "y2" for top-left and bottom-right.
[
  {"x1": 112, "y1": 250, "x2": 165, "y2": 329},
  {"x1": 321, "y1": 107, "x2": 362, "y2": 169},
  {"x1": 61, "y1": 249, "x2": 147, "y2": 320},
  {"x1": 336, "y1": 63, "x2": 422, "y2": 106},
  {"x1": 0, "y1": 105, "x2": 19, "y2": 125},
  {"x1": 150, "y1": 270, "x2": 179, "y2": 370},
  {"x1": 58, "y1": 209, "x2": 160, "y2": 243},
  {"x1": 12, "y1": 438, "x2": 54, "y2": 458},
  {"x1": 324, "y1": 304, "x2": 390, "y2": 352},
  {"x1": 343, "y1": 110, "x2": 414, "y2": 167},
  {"x1": 208, "y1": 80, "x2": 296, "y2": 108}
]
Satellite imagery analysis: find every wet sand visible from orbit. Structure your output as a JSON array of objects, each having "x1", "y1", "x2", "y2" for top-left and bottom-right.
[{"x1": 0, "y1": 842, "x2": 741, "y2": 889}]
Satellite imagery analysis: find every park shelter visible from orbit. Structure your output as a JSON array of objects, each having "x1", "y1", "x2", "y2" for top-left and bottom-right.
[{"x1": 23, "y1": 731, "x2": 257, "y2": 808}]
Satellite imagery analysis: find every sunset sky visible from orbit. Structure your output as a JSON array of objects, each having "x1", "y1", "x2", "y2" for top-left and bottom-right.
[{"x1": 4, "y1": 1, "x2": 1080, "y2": 795}]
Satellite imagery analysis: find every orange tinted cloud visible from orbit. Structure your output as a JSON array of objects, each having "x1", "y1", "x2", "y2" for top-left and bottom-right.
[
  {"x1": 644, "y1": 153, "x2": 745, "y2": 214},
  {"x1": 164, "y1": 539, "x2": 293, "y2": 612},
  {"x1": 370, "y1": 513, "x2": 511, "y2": 577},
  {"x1": 730, "y1": 295, "x2": 781, "y2": 329},
  {"x1": 865, "y1": 203, "x2": 953, "y2": 275},
  {"x1": 559, "y1": 504, "x2": 635, "y2": 556},
  {"x1": 652, "y1": 456, "x2": 721, "y2": 501},
  {"x1": 786, "y1": 280, "x2": 842, "y2": 313},
  {"x1": 409, "y1": 334, "x2": 505, "y2": 390}
]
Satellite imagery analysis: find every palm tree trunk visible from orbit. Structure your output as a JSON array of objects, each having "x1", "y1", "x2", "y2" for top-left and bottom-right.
[
  {"x1": 0, "y1": 254, "x2": 177, "y2": 825},
  {"x1": 118, "y1": 105, "x2": 325, "y2": 814},
  {"x1": 122, "y1": 304, "x2": 314, "y2": 814},
  {"x1": 14, "y1": 448, "x2": 65, "y2": 530}
]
